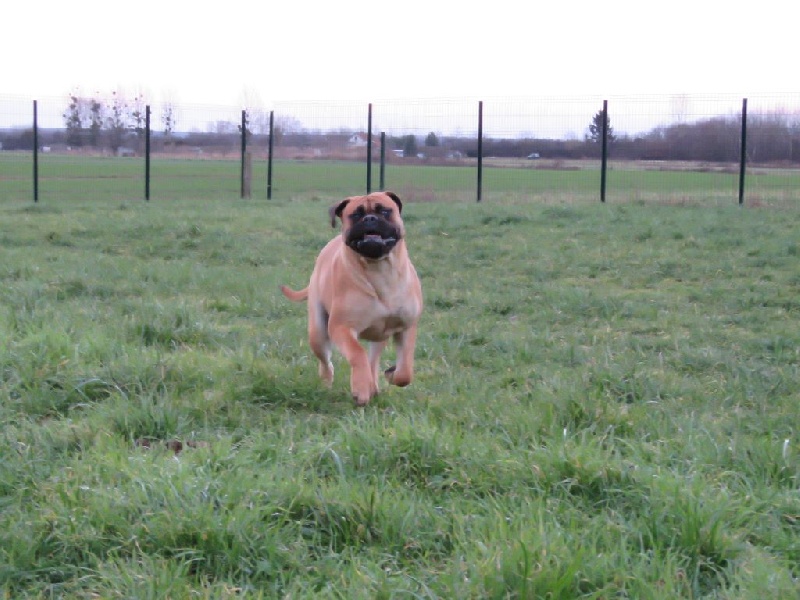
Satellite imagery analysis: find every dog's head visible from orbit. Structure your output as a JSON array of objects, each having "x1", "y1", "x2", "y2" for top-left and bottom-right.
[{"x1": 330, "y1": 191, "x2": 405, "y2": 260}]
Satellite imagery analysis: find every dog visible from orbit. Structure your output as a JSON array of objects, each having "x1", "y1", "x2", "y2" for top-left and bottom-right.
[{"x1": 281, "y1": 191, "x2": 422, "y2": 406}]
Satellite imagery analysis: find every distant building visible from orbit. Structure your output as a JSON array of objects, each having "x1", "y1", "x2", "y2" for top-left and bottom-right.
[{"x1": 348, "y1": 133, "x2": 370, "y2": 147}]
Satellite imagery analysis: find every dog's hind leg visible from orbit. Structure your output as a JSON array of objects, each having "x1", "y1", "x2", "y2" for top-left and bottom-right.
[
  {"x1": 311, "y1": 337, "x2": 334, "y2": 387},
  {"x1": 308, "y1": 302, "x2": 334, "y2": 387}
]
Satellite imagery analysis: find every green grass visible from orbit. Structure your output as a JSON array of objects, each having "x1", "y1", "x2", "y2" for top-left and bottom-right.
[
  {"x1": 2, "y1": 153, "x2": 799, "y2": 206},
  {"x1": 1, "y1": 194, "x2": 799, "y2": 598}
]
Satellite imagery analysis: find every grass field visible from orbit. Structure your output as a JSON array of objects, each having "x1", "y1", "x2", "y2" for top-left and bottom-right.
[
  {"x1": 1, "y1": 184, "x2": 799, "y2": 597},
  {"x1": 2, "y1": 153, "x2": 799, "y2": 206}
]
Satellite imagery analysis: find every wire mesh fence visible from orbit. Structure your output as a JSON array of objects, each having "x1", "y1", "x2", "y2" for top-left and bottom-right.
[{"x1": 1, "y1": 93, "x2": 798, "y2": 206}]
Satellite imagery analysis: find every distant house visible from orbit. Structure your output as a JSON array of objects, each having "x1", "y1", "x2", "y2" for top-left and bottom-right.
[
  {"x1": 117, "y1": 147, "x2": 136, "y2": 157},
  {"x1": 347, "y1": 133, "x2": 370, "y2": 147}
]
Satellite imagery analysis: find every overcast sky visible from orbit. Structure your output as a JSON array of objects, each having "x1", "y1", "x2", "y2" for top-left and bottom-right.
[{"x1": 5, "y1": 0, "x2": 797, "y2": 107}]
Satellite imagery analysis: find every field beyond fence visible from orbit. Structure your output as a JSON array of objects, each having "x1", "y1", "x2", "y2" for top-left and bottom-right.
[{"x1": 2, "y1": 93, "x2": 800, "y2": 205}]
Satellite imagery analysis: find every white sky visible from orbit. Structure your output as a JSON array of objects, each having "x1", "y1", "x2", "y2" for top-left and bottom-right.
[
  {"x1": 3, "y1": 1, "x2": 798, "y2": 138},
  {"x1": 5, "y1": 0, "x2": 796, "y2": 106}
]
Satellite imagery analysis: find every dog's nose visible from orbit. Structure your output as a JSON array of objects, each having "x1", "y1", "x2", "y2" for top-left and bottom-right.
[{"x1": 362, "y1": 214, "x2": 379, "y2": 224}]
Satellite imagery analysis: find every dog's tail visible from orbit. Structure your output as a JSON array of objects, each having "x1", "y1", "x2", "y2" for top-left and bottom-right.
[{"x1": 280, "y1": 285, "x2": 309, "y2": 302}]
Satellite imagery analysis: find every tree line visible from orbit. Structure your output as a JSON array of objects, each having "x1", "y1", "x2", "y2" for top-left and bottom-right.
[
  {"x1": 2, "y1": 92, "x2": 799, "y2": 164},
  {"x1": 456, "y1": 111, "x2": 800, "y2": 163},
  {"x1": 60, "y1": 89, "x2": 176, "y2": 152}
]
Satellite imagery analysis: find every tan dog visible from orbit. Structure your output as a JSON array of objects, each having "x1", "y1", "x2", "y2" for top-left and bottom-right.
[{"x1": 281, "y1": 191, "x2": 422, "y2": 406}]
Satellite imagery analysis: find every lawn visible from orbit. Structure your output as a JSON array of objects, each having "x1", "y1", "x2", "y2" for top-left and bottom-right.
[
  {"x1": 2, "y1": 152, "x2": 799, "y2": 205},
  {"x1": 1, "y1": 194, "x2": 799, "y2": 598}
]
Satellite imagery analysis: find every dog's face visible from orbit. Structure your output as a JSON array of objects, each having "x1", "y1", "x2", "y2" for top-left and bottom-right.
[{"x1": 331, "y1": 191, "x2": 405, "y2": 260}]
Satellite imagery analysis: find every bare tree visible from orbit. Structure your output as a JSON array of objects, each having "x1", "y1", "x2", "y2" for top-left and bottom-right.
[
  {"x1": 63, "y1": 90, "x2": 86, "y2": 147},
  {"x1": 88, "y1": 95, "x2": 104, "y2": 147},
  {"x1": 239, "y1": 88, "x2": 273, "y2": 136},
  {"x1": 161, "y1": 103, "x2": 177, "y2": 138},
  {"x1": 129, "y1": 90, "x2": 148, "y2": 150},
  {"x1": 248, "y1": 109, "x2": 272, "y2": 135},
  {"x1": 106, "y1": 90, "x2": 129, "y2": 153}
]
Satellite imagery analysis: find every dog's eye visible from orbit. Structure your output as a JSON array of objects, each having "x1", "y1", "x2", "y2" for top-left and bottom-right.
[
  {"x1": 351, "y1": 207, "x2": 366, "y2": 221},
  {"x1": 373, "y1": 204, "x2": 392, "y2": 219}
]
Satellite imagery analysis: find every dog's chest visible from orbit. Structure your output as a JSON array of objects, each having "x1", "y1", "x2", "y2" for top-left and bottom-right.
[
  {"x1": 359, "y1": 315, "x2": 407, "y2": 341},
  {"x1": 358, "y1": 292, "x2": 419, "y2": 341}
]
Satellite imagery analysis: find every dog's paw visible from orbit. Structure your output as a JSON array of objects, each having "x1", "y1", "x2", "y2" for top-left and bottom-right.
[
  {"x1": 352, "y1": 386, "x2": 377, "y2": 406},
  {"x1": 318, "y1": 361, "x2": 334, "y2": 387},
  {"x1": 351, "y1": 375, "x2": 378, "y2": 406},
  {"x1": 385, "y1": 365, "x2": 412, "y2": 387},
  {"x1": 384, "y1": 365, "x2": 403, "y2": 385},
  {"x1": 352, "y1": 393, "x2": 372, "y2": 407}
]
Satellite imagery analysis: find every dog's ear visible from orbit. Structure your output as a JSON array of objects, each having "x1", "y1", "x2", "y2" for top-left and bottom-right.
[
  {"x1": 384, "y1": 191, "x2": 402, "y2": 213},
  {"x1": 330, "y1": 198, "x2": 350, "y2": 227}
]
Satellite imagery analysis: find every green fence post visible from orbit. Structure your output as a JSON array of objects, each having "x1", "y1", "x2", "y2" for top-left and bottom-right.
[
  {"x1": 601, "y1": 99, "x2": 608, "y2": 203},
  {"x1": 739, "y1": 97, "x2": 748, "y2": 206},
  {"x1": 477, "y1": 100, "x2": 483, "y2": 202},
  {"x1": 240, "y1": 110, "x2": 247, "y2": 199},
  {"x1": 380, "y1": 131, "x2": 386, "y2": 191},
  {"x1": 267, "y1": 110, "x2": 274, "y2": 200},
  {"x1": 145, "y1": 105, "x2": 151, "y2": 201},
  {"x1": 367, "y1": 103, "x2": 373, "y2": 194},
  {"x1": 33, "y1": 100, "x2": 38, "y2": 203}
]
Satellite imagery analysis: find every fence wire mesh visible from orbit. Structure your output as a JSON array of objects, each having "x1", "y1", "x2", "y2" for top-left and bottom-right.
[{"x1": 1, "y1": 93, "x2": 798, "y2": 206}]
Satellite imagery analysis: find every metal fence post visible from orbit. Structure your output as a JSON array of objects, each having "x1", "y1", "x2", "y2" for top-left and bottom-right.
[
  {"x1": 240, "y1": 109, "x2": 247, "y2": 199},
  {"x1": 380, "y1": 131, "x2": 386, "y2": 190},
  {"x1": 367, "y1": 103, "x2": 373, "y2": 194},
  {"x1": 33, "y1": 100, "x2": 38, "y2": 203},
  {"x1": 739, "y1": 97, "x2": 748, "y2": 206},
  {"x1": 267, "y1": 110, "x2": 274, "y2": 200},
  {"x1": 601, "y1": 99, "x2": 608, "y2": 203},
  {"x1": 145, "y1": 105, "x2": 151, "y2": 201},
  {"x1": 477, "y1": 100, "x2": 483, "y2": 202}
]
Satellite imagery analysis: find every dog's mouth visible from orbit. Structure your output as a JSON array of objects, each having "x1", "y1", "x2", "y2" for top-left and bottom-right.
[
  {"x1": 346, "y1": 224, "x2": 400, "y2": 259},
  {"x1": 350, "y1": 233, "x2": 398, "y2": 259}
]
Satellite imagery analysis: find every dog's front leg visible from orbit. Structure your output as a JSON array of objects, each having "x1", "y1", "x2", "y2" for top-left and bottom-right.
[
  {"x1": 368, "y1": 340, "x2": 388, "y2": 393},
  {"x1": 385, "y1": 324, "x2": 418, "y2": 387},
  {"x1": 329, "y1": 325, "x2": 377, "y2": 405}
]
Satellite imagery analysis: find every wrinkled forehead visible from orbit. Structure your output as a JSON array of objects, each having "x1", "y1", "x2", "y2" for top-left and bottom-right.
[{"x1": 344, "y1": 194, "x2": 393, "y2": 214}]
